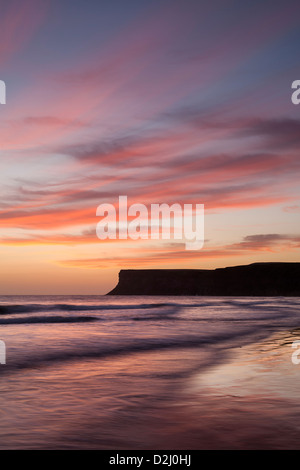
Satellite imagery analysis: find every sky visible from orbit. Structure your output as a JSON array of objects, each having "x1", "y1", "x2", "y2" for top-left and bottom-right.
[{"x1": 0, "y1": 0, "x2": 300, "y2": 294}]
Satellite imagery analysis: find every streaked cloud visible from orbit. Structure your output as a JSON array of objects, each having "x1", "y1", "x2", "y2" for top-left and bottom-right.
[{"x1": 1, "y1": 0, "x2": 300, "y2": 293}]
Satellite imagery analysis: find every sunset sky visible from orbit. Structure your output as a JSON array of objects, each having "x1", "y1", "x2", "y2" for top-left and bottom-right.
[{"x1": 0, "y1": 0, "x2": 300, "y2": 294}]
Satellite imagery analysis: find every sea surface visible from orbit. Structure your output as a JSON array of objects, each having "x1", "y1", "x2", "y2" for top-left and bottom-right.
[{"x1": 0, "y1": 295, "x2": 300, "y2": 449}]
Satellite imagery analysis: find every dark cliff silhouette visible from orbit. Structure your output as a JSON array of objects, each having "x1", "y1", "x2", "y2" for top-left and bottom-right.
[{"x1": 107, "y1": 262, "x2": 300, "y2": 296}]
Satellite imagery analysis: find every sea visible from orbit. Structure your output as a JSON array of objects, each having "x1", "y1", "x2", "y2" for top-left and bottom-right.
[{"x1": 0, "y1": 295, "x2": 300, "y2": 450}]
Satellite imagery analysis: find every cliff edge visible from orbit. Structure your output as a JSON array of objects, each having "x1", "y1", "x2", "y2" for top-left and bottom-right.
[{"x1": 107, "y1": 262, "x2": 300, "y2": 296}]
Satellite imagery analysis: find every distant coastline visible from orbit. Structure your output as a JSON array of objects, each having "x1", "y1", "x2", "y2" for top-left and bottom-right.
[{"x1": 107, "y1": 262, "x2": 300, "y2": 296}]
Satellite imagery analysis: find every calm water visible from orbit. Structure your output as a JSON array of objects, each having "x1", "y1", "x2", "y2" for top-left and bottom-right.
[{"x1": 0, "y1": 295, "x2": 300, "y2": 449}]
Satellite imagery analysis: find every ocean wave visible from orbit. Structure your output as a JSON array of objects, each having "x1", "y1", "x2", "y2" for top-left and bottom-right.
[
  {"x1": 0, "y1": 315, "x2": 98, "y2": 324},
  {"x1": 1, "y1": 298, "x2": 297, "y2": 316},
  {"x1": 1, "y1": 323, "x2": 273, "y2": 374},
  {"x1": 0, "y1": 303, "x2": 176, "y2": 315}
]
